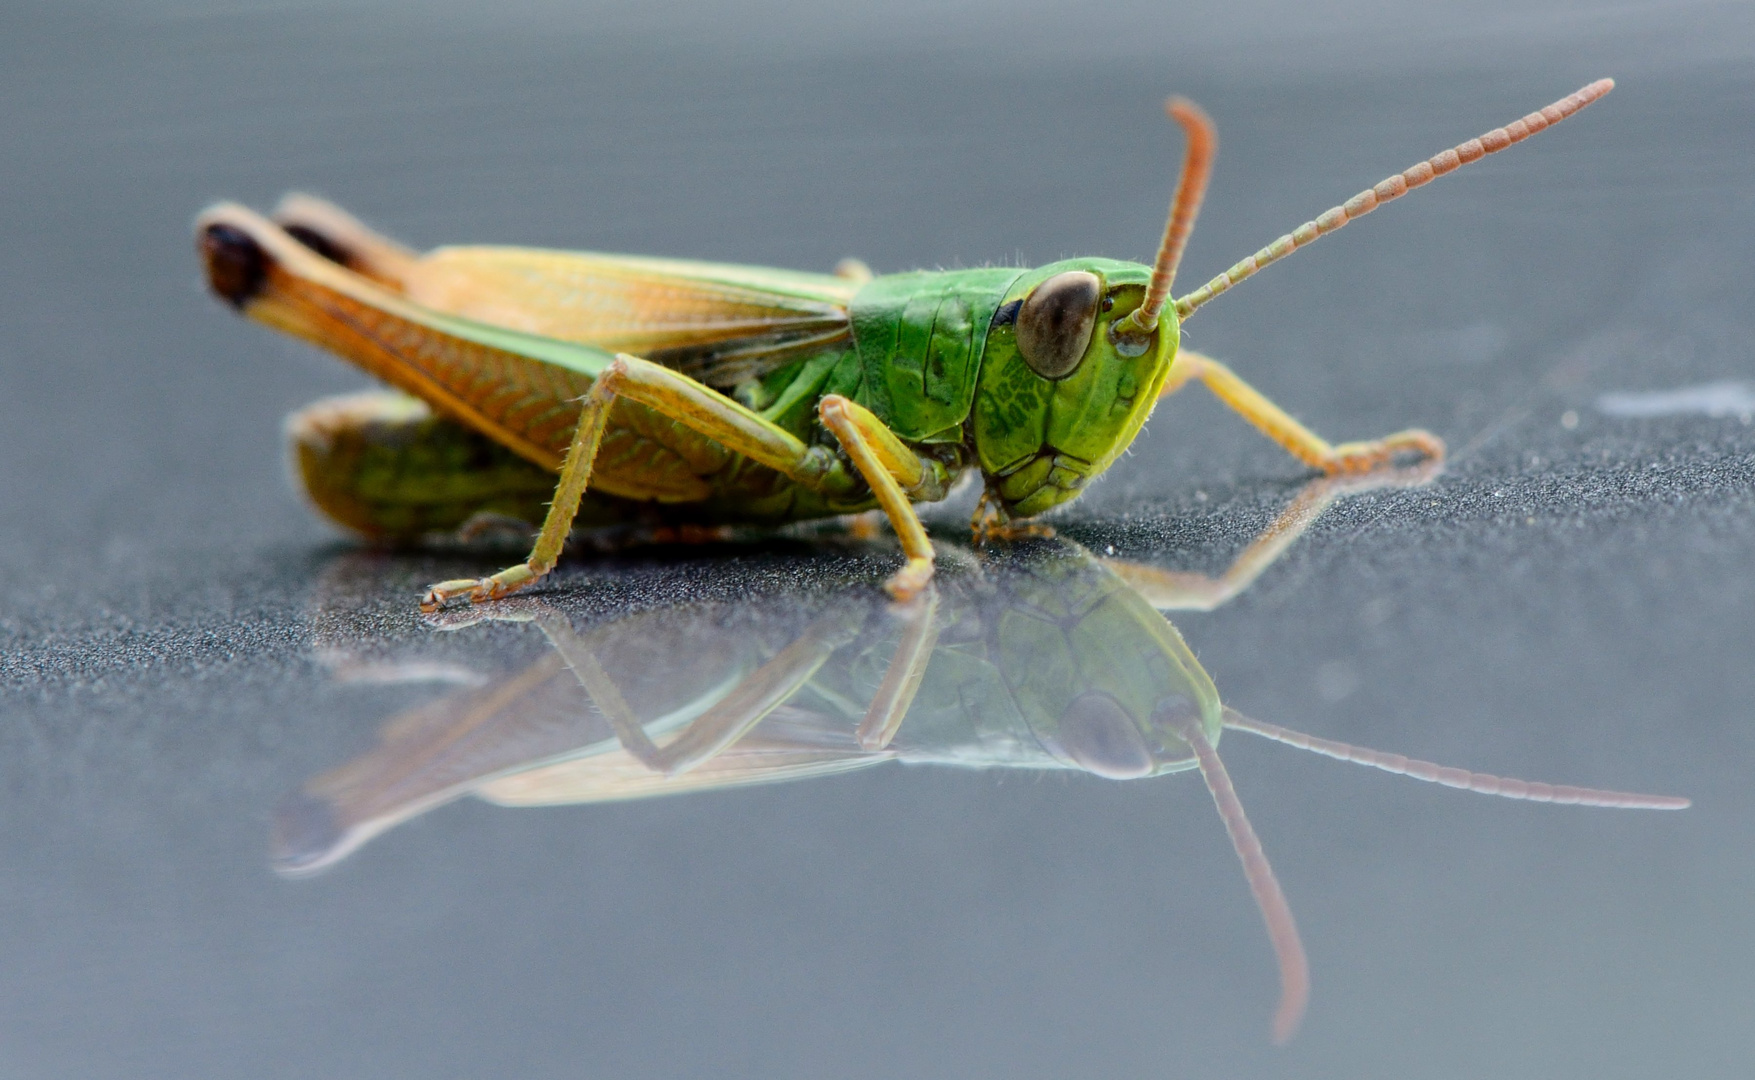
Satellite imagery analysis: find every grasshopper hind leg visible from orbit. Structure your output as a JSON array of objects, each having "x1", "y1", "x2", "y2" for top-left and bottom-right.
[
  {"x1": 420, "y1": 356, "x2": 953, "y2": 612},
  {"x1": 287, "y1": 391, "x2": 638, "y2": 545},
  {"x1": 269, "y1": 194, "x2": 419, "y2": 293}
]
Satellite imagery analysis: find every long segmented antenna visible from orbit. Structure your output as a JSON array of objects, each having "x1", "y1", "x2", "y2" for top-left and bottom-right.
[
  {"x1": 1164, "y1": 710, "x2": 1309, "y2": 1045},
  {"x1": 1114, "y1": 98, "x2": 1217, "y2": 349},
  {"x1": 1173, "y1": 78, "x2": 1615, "y2": 320},
  {"x1": 1222, "y1": 708, "x2": 1690, "y2": 810}
]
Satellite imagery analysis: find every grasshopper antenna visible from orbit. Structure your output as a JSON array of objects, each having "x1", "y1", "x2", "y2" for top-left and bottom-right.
[
  {"x1": 1182, "y1": 698, "x2": 1688, "y2": 1043},
  {"x1": 1163, "y1": 707, "x2": 1309, "y2": 1044},
  {"x1": 1173, "y1": 78, "x2": 1615, "y2": 320},
  {"x1": 1221, "y1": 707, "x2": 1691, "y2": 810},
  {"x1": 1111, "y1": 97, "x2": 1216, "y2": 353}
]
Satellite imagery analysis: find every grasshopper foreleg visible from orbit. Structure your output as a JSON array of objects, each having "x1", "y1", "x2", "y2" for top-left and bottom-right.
[
  {"x1": 968, "y1": 488, "x2": 1057, "y2": 546},
  {"x1": 1164, "y1": 350, "x2": 1445, "y2": 474}
]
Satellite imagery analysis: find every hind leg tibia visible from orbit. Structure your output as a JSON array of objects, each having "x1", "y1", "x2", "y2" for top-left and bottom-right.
[{"x1": 421, "y1": 355, "x2": 865, "y2": 611}]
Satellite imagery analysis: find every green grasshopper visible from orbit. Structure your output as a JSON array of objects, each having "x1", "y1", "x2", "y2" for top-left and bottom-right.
[
  {"x1": 198, "y1": 79, "x2": 1611, "y2": 611},
  {"x1": 279, "y1": 469, "x2": 1687, "y2": 1043}
]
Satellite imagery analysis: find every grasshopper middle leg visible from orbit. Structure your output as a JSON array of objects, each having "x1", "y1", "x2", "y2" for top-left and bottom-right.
[{"x1": 816, "y1": 394, "x2": 948, "y2": 602}]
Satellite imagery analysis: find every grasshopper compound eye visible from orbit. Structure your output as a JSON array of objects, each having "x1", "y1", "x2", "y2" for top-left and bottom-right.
[{"x1": 1016, "y1": 270, "x2": 1101, "y2": 379}]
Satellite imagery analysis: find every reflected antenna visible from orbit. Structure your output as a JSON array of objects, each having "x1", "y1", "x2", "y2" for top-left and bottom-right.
[
  {"x1": 1165, "y1": 709, "x2": 1309, "y2": 1044},
  {"x1": 1221, "y1": 708, "x2": 1690, "y2": 810}
]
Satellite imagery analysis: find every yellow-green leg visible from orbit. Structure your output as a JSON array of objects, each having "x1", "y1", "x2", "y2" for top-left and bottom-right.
[
  {"x1": 420, "y1": 380, "x2": 614, "y2": 610},
  {"x1": 1164, "y1": 350, "x2": 1444, "y2": 473},
  {"x1": 817, "y1": 394, "x2": 947, "y2": 601},
  {"x1": 420, "y1": 355, "x2": 946, "y2": 611}
]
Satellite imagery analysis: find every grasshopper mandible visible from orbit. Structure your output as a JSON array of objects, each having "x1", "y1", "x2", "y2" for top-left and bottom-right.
[{"x1": 197, "y1": 80, "x2": 1614, "y2": 611}]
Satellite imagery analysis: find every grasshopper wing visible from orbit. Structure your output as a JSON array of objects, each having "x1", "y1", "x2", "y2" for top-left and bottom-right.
[
  {"x1": 274, "y1": 659, "x2": 886, "y2": 876},
  {"x1": 474, "y1": 704, "x2": 890, "y2": 807},
  {"x1": 274, "y1": 194, "x2": 856, "y2": 388}
]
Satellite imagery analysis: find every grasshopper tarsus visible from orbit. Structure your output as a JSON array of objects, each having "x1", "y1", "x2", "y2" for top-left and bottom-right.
[
  {"x1": 881, "y1": 556, "x2": 936, "y2": 604},
  {"x1": 1319, "y1": 428, "x2": 1447, "y2": 475},
  {"x1": 419, "y1": 564, "x2": 540, "y2": 613}
]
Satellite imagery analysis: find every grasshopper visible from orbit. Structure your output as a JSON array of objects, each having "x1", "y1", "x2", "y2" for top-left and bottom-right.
[
  {"x1": 280, "y1": 469, "x2": 1687, "y2": 1043},
  {"x1": 198, "y1": 80, "x2": 1612, "y2": 611}
]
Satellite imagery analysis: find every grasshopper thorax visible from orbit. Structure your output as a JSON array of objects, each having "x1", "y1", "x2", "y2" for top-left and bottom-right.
[{"x1": 972, "y1": 258, "x2": 1178, "y2": 518}]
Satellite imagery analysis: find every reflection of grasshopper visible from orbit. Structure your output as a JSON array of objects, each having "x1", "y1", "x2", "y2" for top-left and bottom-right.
[{"x1": 278, "y1": 469, "x2": 1685, "y2": 1043}]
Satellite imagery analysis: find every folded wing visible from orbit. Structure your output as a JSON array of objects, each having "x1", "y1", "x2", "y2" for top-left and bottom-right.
[{"x1": 274, "y1": 194, "x2": 857, "y2": 388}]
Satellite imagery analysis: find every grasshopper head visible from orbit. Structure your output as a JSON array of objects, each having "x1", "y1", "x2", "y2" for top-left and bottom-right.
[
  {"x1": 971, "y1": 259, "x2": 1178, "y2": 518},
  {"x1": 971, "y1": 97, "x2": 1213, "y2": 520},
  {"x1": 993, "y1": 542, "x2": 1218, "y2": 778}
]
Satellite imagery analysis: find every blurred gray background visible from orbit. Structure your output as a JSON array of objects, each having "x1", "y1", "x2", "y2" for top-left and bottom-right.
[{"x1": 1, "y1": 2, "x2": 1753, "y2": 1077}]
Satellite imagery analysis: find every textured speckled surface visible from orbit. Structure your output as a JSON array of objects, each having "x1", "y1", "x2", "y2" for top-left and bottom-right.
[{"x1": 2, "y1": 5, "x2": 1753, "y2": 1077}]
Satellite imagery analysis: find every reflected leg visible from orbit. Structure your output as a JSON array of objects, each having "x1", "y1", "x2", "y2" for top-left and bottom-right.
[
  {"x1": 854, "y1": 586, "x2": 941, "y2": 751},
  {"x1": 1103, "y1": 461, "x2": 1439, "y2": 611},
  {"x1": 448, "y1": 588, "x2": 937, "y2": 773},
  {"x1": 535, "y1": 609, "x2": 860, "y2": 776}
]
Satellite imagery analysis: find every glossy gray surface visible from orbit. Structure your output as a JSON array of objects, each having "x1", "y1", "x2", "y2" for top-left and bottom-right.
[{"x1": 2, "y1": 4, "x2": 1753, "y2": 1077}]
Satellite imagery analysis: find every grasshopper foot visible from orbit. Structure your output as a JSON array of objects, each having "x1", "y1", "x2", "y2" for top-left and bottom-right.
[
  {"x1": 969, "y1": 486, "x2": 1056, "y2": 547},
  {"x1": 1323, "y1": 429, "x2": 1445, "y2": 474},
  {"x1": 419, "y1": 563, "x2": 539, "y2": 613},
  {"x1": 883, "y1": 556, "x2": 935, "y2": 603},
  {"x1": 973, "y1": 519, "x2": 1056, "y2": 545}
]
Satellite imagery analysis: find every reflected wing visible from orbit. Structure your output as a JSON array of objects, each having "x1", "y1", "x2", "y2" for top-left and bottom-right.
[
  {"x1": 274, "y1": 664, "x2": 885, "y2": 877},
  {"x1": 273, "y1": 653, "x2": 595, "y2": 876},
  {"x1": 475, "y1": 705, "x2": 891, "y2": 806},
  {"x1": 404, "y1": 248, "x2": 856, "y2": 387}
]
